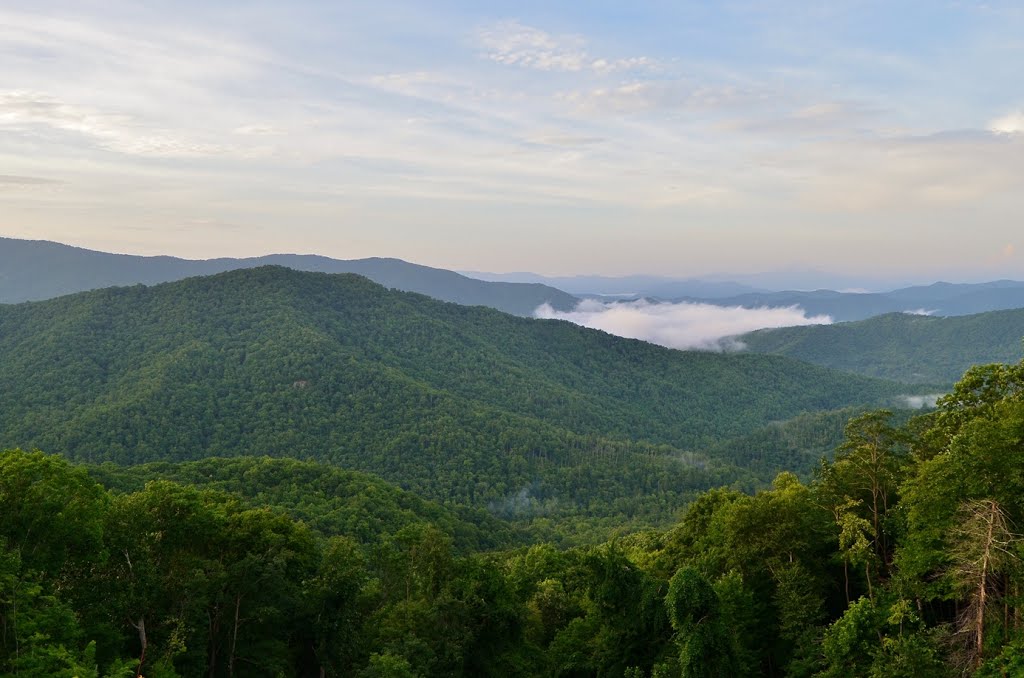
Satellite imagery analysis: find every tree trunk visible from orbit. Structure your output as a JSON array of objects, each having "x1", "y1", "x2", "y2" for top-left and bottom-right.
[
  {"x1": 228, "y1": 594, "x2": 242, "y2": 678},
  {"x1": 844, "y1": 558, "x2": 850, "y2": 606},
  {"x1": 1005, "y1": 573, "x2": 1010, "y2": 642},
  {"x1": 208, "y1": 608, "x2": 220, "y2": 678},
  {"x1": 871, "y1": 478, "x2": 882, "y2": 564},
  {"x1": 975, "y1": 504, "x2": 996, "y2": 668},
  {"x1": 134, "y1": 616, "x2": 147, "y2": 678},
  {"x1": 1015, "y1": 582, "x2": 1021, "y2": 631},
  {"x1": 11, "y1": 583, "x2": 18, "y2": 667}
]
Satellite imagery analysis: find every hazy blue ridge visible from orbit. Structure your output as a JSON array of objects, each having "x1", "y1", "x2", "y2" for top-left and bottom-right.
[{"x1": 0, "y1": 237, "x2": 578, "y2": 316}]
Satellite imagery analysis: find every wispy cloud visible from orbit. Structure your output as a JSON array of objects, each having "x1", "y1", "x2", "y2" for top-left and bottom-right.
[
  {"x1": 2, "y1": 1, "x2": 1024, "y2": 276},
  {"x1": 232, "y1": 124, "x2": 282, "y2": 136},
  {"x1": 0, "y1": 174, "x2": 62, "y2": 185},
  {"x1": 559, "y1": 80, "x2": 757, "y2": 116},
  {"x1": 477, "y1": 20, "x2": 588, "y2": 72},
  {"x1": 0, "y1": 90, "x2": 228, "y2": 158},
  {"x1": 525, "y1": 133, "x2": 606, "y2": 147},
  {"x1": 534, "y1": 299, "x2": 832, "y2": 351},
  {"x1": 778, "y1": 129, "x2": 1024, "y2": 212},
  {"x1": 724, "y1": 100, "x2": 880, "y2": 136},
  {"x1": 476, "y1": 20, "x2": 655, "y2": 74}
]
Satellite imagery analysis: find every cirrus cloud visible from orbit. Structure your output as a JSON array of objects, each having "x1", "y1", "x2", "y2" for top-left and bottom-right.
[
  {"x1": 0, "y1": 90, "x2": 227, "y2": 158},
  {"x1": 476, "y1": 20, "x2": 654, "y2": 75}
]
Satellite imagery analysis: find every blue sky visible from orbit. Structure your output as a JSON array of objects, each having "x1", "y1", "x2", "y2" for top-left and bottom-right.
[{"x1": 1, "y1": 0, "x2": 1022, "y2": 280}]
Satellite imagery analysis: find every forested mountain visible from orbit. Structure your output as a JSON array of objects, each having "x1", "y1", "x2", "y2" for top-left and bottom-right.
[
  {"x1": 0, "y1": 267, "x2": 911, "y2": 528},
  {"x1": 679, "y1": 280, "x2": 1024, "y2": 322},
  {"x1": 6, "y1": 358, "x2": 1024, "y2": 677},
  {"x1": 0, "y1": 237, "x2": 577, "y2": 315},
  {"x1": 738, "y1": 309, "x2": 1024, "y2": 383}
]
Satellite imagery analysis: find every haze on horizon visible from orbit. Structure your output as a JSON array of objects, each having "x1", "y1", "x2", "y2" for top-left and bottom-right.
[{"x1": 1, "y1": 0, "x2": 1023, "y2": 282}]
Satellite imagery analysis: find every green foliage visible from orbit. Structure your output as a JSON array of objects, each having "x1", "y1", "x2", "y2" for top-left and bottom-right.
[
  {"x1": 7, "y1": 317, "x2": 1024, "y2": 675},
  {"x1": 818, "y1": 597, "x2": 883, "y2": 677},
  {"x1": 739, "y1": 309, "x2": 1024, "y2": 384},
  {"x1": 0, "y1": 267, "x2": 904, "y2": 531},
  {"x1": 818, "y1": 596, "x2": 948, "y2": 678},
  {"x1": 360, "y1": 652, "x2": 420, "y2": 677},
  {"x1": 0, "y1": 544, "x2": 100, "y2": 677},
  {"x1": 666, "y1": 567, "x2": 738, "y2": 677},
  {"x1": 978, "y1": 633, "x2": 1024, "y2": 677},
  {"x1": 0, "y1": 449, "x2": 107, "y2": 577},
  {"x1": 88, "y1": 455, "x2": 516, "y2": 552}
]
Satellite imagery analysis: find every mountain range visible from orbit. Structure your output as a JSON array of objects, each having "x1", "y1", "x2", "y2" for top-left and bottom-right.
[
  {"x1": 0, "y1": 266, "x2": 916, "y2": 527},
  {"x1": 674, "y1": 281, "x2": 1024, "y2": 322},
  {"x1": 459, "y1": 271, "x2": 767, "y2": 299},
  {"x1": 463, "y1": 267, "x2": 1024, "y2": 321},
  {"x1": 0, "y1": 237, "x2": 577, "y2": 316},
  {"x1": 460, "y1": 267, "x2": 926, "y2": 296},
  {"x1": 9, "y1": 237, "x2": 1024, "y2": 324}
]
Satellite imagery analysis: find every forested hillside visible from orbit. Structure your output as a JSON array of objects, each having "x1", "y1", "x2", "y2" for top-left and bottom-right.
[
  {"x1": 0, "y1": 267, "x2": 911, "y2": 528},
  {"x1": 704, "y1": 406, "x2": 914, "y2": 479},
  {"x1": 88, "y1": 456, "x2": 517, "y2": 552},
  {"x1": 0, "y1": 237, "x2": 578, "y2": 315},
  {"x1": 739, "y1": 310, "x2": 1024, "y2": 383},
  {"x1": 5, "y1": 358, "x2": 1024, "y2": 677}
]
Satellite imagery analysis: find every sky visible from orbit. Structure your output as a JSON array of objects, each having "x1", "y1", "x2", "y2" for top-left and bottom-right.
[{"x1": 1, "y1": 0, "x2": 1023, "y2": 281}]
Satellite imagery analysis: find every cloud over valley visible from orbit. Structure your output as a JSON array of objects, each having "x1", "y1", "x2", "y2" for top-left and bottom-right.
[{"x1": 534, "y1": 299, "x2": 832, "y2": 351}]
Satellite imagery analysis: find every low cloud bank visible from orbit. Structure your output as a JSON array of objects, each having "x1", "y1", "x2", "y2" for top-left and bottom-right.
[
  {"x1": 534, "y1": 298, "x2": 832, "y2": 351},
  {"x1": 902, "y1": 308, "x2": 937, "y2": 316},
  {"x1": 900, "y1": 393, "x2": 944, "y2": 409}
]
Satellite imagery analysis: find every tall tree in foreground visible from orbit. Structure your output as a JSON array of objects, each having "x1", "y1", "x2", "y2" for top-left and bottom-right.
[{"x1": 947, "y1": 499, "x2": 1019, "y2": 671}]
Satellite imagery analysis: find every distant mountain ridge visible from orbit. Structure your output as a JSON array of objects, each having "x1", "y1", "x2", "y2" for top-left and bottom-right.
[
  {"x1": 464, "y1": 266, "x2": 1024, "y2": 320},
  {"x1": 0, "y1": 237, "x2": 578, "y2": 316},
  {"x1": 10, "y1": 237, "x2": 1024, "y2": 323},
  {"x1": 460, "y1": 268, "x2": 922, "y2": 296},
  {"x1": 460, "y1": 271, "x2": 766, "y2": 299},
  {"x1": 680, "y1": 281, "x2": 1024, "y2": 322},
  {"x1": 737, "y1": 309, "x2": 1024, "y2": 384}
]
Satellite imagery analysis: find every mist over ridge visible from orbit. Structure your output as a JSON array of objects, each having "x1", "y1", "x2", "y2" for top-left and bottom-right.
[
  {"x1": 534, "y1": 298, "x2": 833, "y2": 351},
  {"x1": 8, "y1": 237, "x2": 1024, "y2": 352}
]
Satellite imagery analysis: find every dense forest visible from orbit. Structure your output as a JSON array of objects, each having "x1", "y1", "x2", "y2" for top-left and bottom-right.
[
  {"x1": 6, "y1": 268, "x2": 1019, "y2": 676},
  {"x1": 4, "y1": 358, "x2": 1024, "y2": 676},
  {"x1": 0, "y1": 267, "x2": 914, "y2": 530},
  {"x1": 739, "y1": 310, "x2": 1024, "y2": 383}
]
